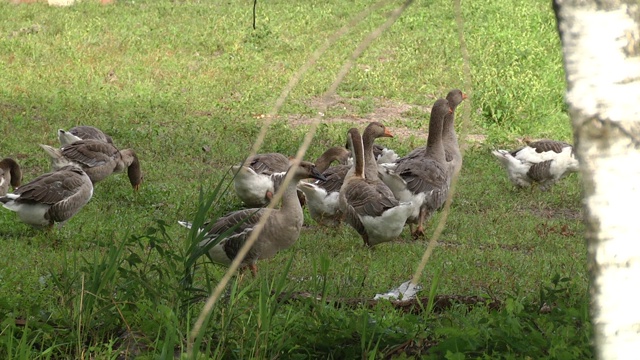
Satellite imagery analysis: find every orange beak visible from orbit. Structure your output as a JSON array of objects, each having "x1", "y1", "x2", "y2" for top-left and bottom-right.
[
  {"x1": 462, "y1": 93, "x2": 468, "y2": 100},
  {"x1": 384, "y1": 128, "x2": 394, "y2": 138}
]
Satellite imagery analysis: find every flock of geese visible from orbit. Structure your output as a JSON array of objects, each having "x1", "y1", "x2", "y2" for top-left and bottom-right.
[{"x1": 0, "y1": 88, "x2": 580, "y2": 275}]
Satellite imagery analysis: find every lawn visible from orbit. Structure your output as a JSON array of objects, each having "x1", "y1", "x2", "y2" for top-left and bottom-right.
[{"x1": 0, "y1": 0, "x2": 590, "y2": 358}]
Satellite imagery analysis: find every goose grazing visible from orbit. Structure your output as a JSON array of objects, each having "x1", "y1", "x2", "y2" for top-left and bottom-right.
[
  {"x1": 58, "y1": 125, "x2": 114, "y2": 146},
  {"x1": 339, "y1": 127, "x2": 413, "y2": 247},
  {"x1": 40, "y1": 139, "x2": 143, "y2": 191},
  {"x1": 378, "y1": 99, "x2": 452, "y2": 239},
  {"x1": 233, "y1": 148, "x2": 348, "y2": 207},
  {"x1": 0, "y1": 158, "x2": 22, "y2": 196},
  {"x1": 192, "y1": 161, "x2": 326, "y2": 275},
  {"x1": 298, "y1": 124, "x2": 395, "y2": 226},
  {"x1": 491, "y1": 139, "x2": 579, "y2": 190},
  {"x1": 0, "y1": 164, "x2": 93, "y2": 229}
]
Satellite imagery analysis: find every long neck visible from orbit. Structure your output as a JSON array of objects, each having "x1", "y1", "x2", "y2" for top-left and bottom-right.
[
  {"x1": 280, "y1": 172, "x2": 304, "y2": 214},
  {"x1": 314, "y1": 148, "x2": 341, "y2": 173},
  {"x1": 442, "y1": 111, "x2": 460, "y2": 153},
  {"x1": 362, "y1": 132, "x2": 378, "y2": 180},
  {"x1": 426, "y1": 113, "x2": 445, "y2": 163},
  {"x1": 352, "y1": 134, "x2": 365, "y2": 179}
]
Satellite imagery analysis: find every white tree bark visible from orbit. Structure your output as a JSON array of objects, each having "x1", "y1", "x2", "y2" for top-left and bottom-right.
[{"x1": 554, "y1": 1, "x2": 640, "y2": 358}]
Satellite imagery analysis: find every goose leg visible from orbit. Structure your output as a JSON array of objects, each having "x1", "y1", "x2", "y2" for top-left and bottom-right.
[
  {"x1": 362, "y1": 233, "x2": 370, "y2": 247},
  {"x1": 249, "y1": 263, "x2": 258, "y2": 277},
  {"x1": 412, "y1": 209, "x2": 428, "y2": 239}
]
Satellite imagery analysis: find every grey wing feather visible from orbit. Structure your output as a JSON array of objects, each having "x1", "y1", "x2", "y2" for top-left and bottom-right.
[
  {"x1": 205, "y1": 208, "x2": 266, "y2": 265},
  {"x1": 344, "y1": 179, "x2": 399, "y2": 218},
  {"x1": 62, "y1": 140, "x2": 119, "y2": 168},
  {"x1": 527, "y1": 160, "x2": 552, "y2": 182},
  {"x1": 316, "y1": 165, "x2": 350, "y2": 193},
  {"x1": 248, "y1": 153, "x2": 290, "y2": 174},
  {"x1": 15, "y1": 167, "x2": 87, "y2": 205},
  {"x1": 70, "y1": 126, "x2": 113, "y2": 144},
  {"x1": 527, "y1": 140, "x2": 571, "y2": 154}
]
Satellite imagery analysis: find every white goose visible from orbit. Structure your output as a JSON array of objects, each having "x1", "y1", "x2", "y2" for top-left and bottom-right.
[
  {"x1": 491, "y1": 139, "x2": 579, "y2": 190},
  {"x1": 0, "y1": 164, "x2": 93, "y2": 229}
]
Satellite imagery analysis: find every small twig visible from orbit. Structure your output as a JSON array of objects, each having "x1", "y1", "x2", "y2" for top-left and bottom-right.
[{"x1": 253, "y1": 0, "x2": 257, "y2": 30}]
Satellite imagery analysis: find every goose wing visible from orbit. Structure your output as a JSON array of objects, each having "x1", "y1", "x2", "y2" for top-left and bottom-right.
[
  {"x1": 14, "y1": 166, "x2": 88, "y2": 205},
  {"x1": 62, "y1": 140, "x2": 119, "y2": 168}
]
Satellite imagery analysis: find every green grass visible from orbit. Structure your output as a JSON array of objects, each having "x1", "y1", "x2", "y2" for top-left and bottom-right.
[{"x1": 0, "y1": 0, "x2": 590, "y2": 358}]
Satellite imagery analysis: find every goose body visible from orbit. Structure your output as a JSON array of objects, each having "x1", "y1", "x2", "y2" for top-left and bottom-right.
[
  {"x1": 297, "y1": 164, "x2": 349, "y2": 225},
  {"x1": 300, "y1": 125, "x2": 396, "y2": 226},
  {"x1": 0, "y1": 164, "x2": 93, "y2": 228},
  {"x1": 195, "y1": 162, "x2": 326, "y2": 274},
  {"x1": 492, "y1": 140, "x2": 579, "y2": 190},
  {"x1": 58, "y1": 126, "x2": 113, "y2": 146},
  {"x1": 234, "y1": 148, "x2": 348, "y2": 207},
  {"x1": 378, "y1": 99, "x2": 452, "y2": 238},
  {"x1": 339, "y1": 125, "x2": 413, "y2": 247},
  {"x1": 40, "y1": 139, "x2": 142, "y2": 190},
  {"x1": 232, "y1": 153, "x2": 291, "y2": 207},
  {"x1": 0, "y1": 158, "x2": 22, "y2": 196}
]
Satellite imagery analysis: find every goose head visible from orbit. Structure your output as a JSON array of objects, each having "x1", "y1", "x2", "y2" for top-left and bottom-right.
[
  {"x1": 290, "y1": 161, "x2": 327, "y2": 182},
  {"x1": 446, "y1": 89, "x2": 467, "y2": 110},
  {"x1": 121, "y1": 149, "x2": 143, "y2": 191},
  {"x1": 363, "y1": 122, "x2": 393, "y2": 140}
]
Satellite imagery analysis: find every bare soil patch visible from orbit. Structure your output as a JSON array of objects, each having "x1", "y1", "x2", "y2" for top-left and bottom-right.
[{"x1": 291, "y1": 95, "x2": 486, "y2": 144}]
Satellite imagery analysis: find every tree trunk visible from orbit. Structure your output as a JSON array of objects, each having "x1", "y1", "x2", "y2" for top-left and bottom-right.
[{"x1": 553, "y1": 1, "x2": 640, "y2": 358}]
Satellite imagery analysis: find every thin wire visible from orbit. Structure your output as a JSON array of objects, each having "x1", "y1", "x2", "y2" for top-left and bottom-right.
[
  {"x1": 411, "y1": 0, "x2": 473, "y2": 286},
  {"x1": 186, "y1": 0, "x2": 412, "y2": 353}
]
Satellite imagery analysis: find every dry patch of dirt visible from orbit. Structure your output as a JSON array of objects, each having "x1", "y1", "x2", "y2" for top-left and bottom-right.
[{"x1": 285, "y1": 95, "x2": 486, "y2": 144}]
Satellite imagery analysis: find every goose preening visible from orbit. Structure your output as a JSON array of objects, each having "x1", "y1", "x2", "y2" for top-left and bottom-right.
[
  {"x1": 0, "y1": 164, "x2": 93, "y2": 229},
  {"x1": 233, "y1": 148, "x2": 348, "y2": 207},
  {"x1": 58, "y1": 125, "x2": 114, "y2": 146},
  {"x1": 185, "y1": 161, "x2": 326, "y2": 275},
  {"x1": 0, "y1": 158, "x2": 22, "y2": 196},
  {"x1": 491, "y1": 139, "x2": 579, "y2": 190},
  {"x1": 378, "y1": 99, "x2": 452, "y2": 239},
  {"x1": 299, "y1": 123, "x2": 395, "y2": 226},
  {"x1": 339, "y1": 127, "x2": 413, "y2": 247},
  {"x1": 40, "y1": 139, "x2": 143, "y2": 191}
]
